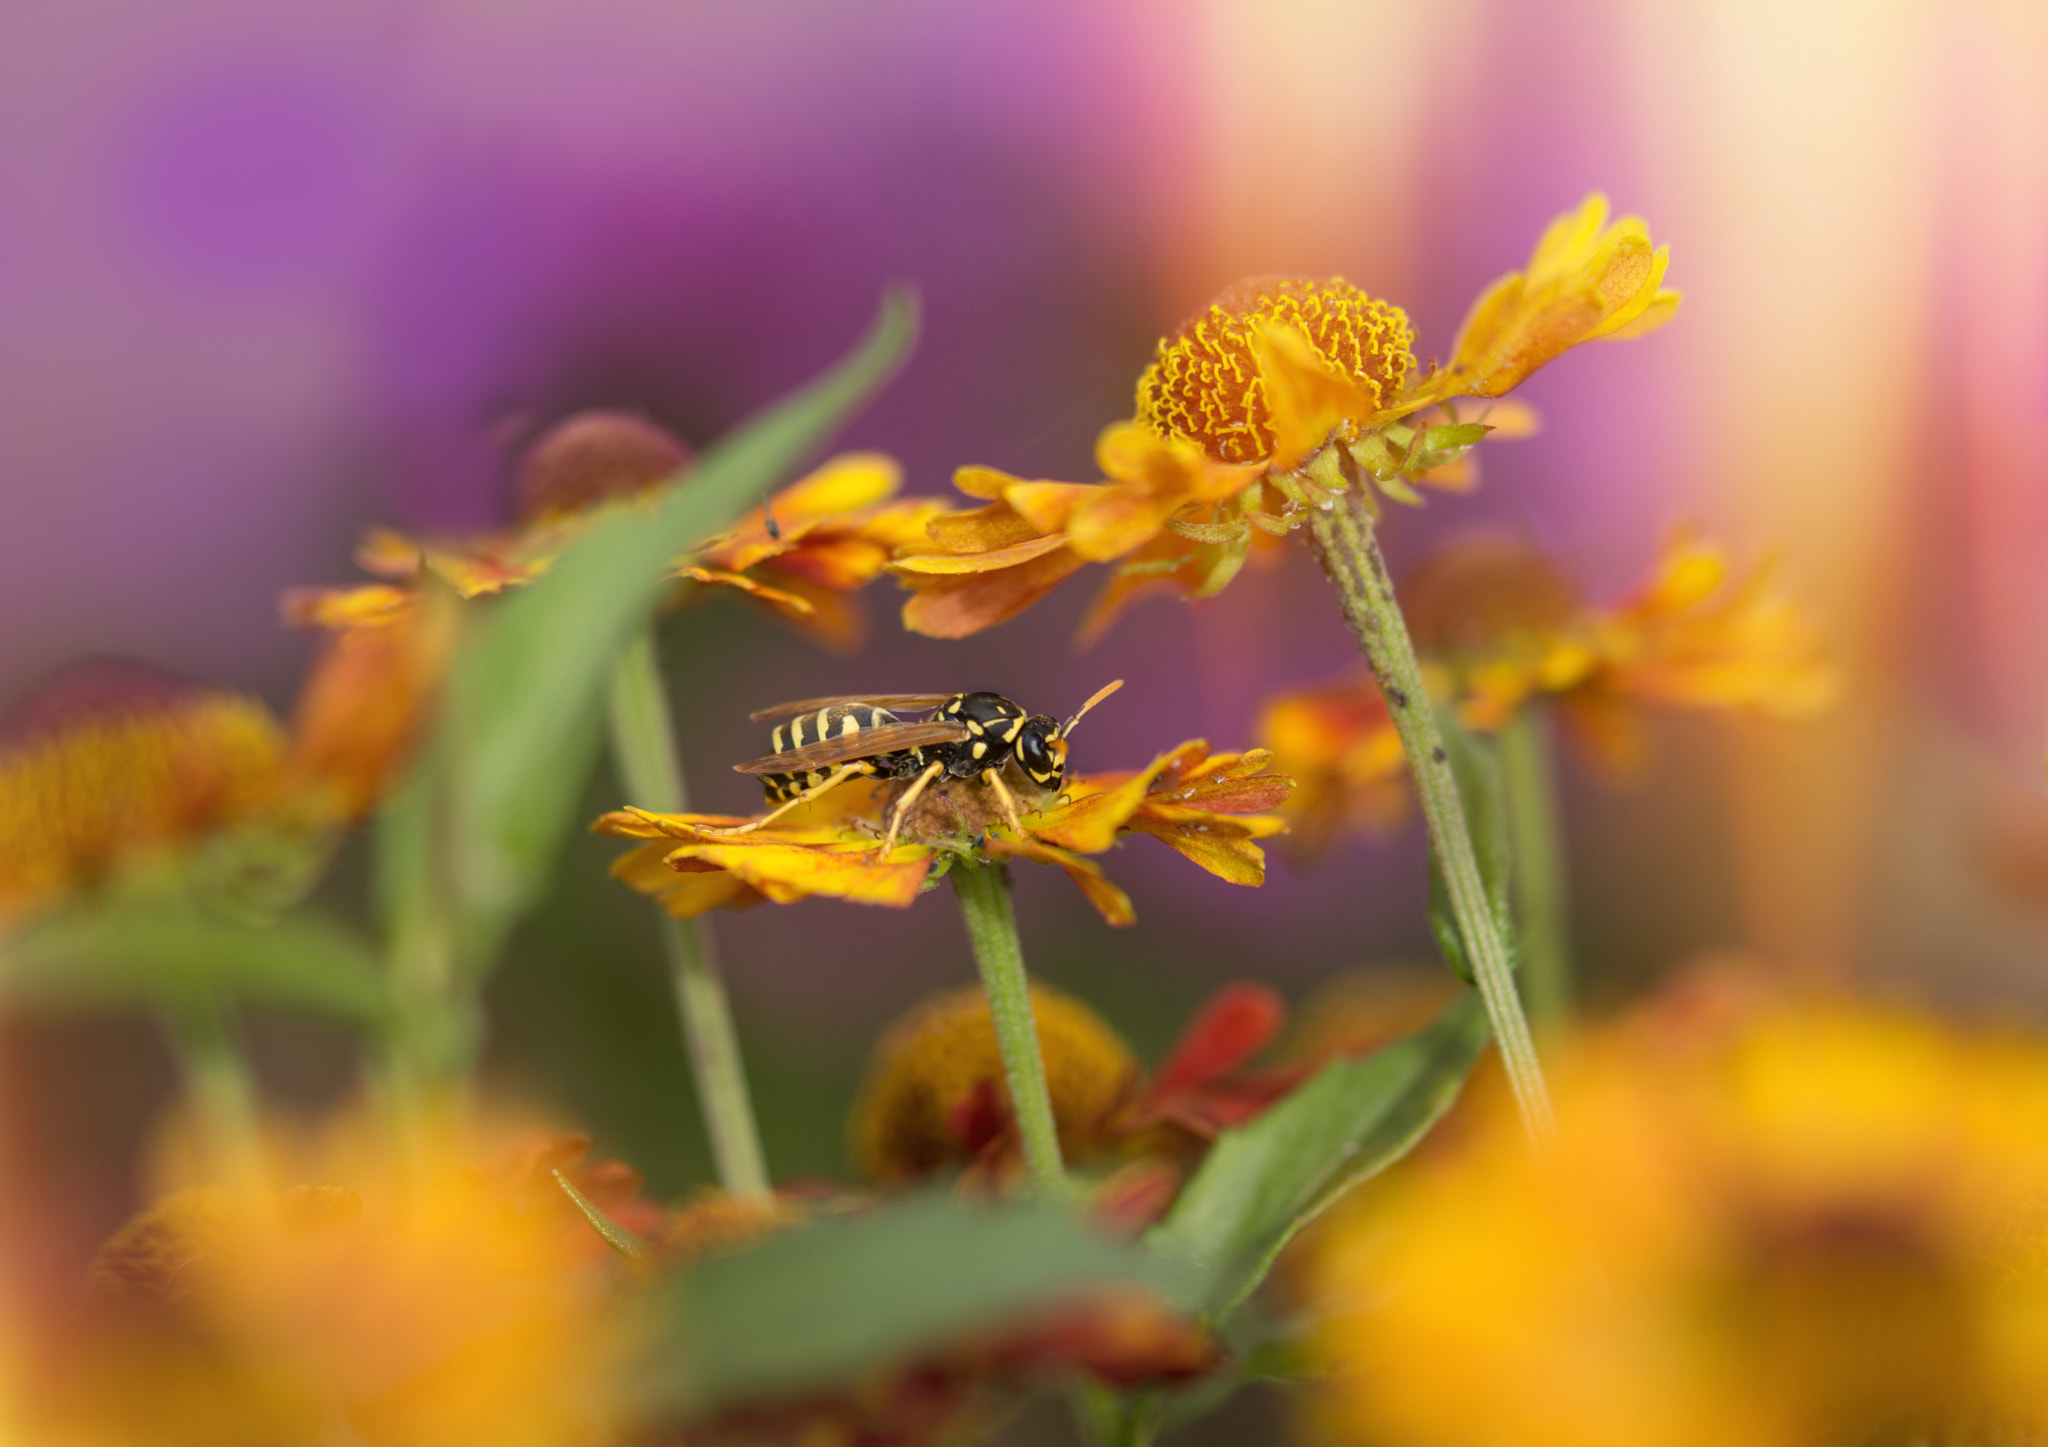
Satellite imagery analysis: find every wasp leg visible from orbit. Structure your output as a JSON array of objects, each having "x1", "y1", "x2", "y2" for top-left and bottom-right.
[
  {"x1": 880, "y1": 760, "x2": 946, "y2": 856},
  {"x1": 981, "y1": 767, "x2": 1028, "y2": 839},
  {"x1": 705, "y1": 762, "x2": 871, "y2": 836}
]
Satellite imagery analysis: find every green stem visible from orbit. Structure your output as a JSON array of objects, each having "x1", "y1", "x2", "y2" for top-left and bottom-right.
[
  {"x1": 606, "y1": 630, "x2": 771, "y2": 1200},
  {"x1": 160, "y1": 991, "x2": 264, "y2": 1185},
  {"x1": 1305, "y1": 487, "x2": 1556, "y2": 1146},
  {"x1": 1497, "y1": 708, "x2": 1573, "y2": 1025},
  {"x1": 948, "y1": 858, "x2": 1068, "y2": 1200}
]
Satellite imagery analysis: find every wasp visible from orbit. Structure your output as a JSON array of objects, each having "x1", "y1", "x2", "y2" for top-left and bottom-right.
[{"x1": 720, "y1": 680, "x2": 1124, "y2": 854}]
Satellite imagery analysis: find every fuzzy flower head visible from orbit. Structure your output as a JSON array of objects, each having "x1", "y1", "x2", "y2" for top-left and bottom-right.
[
  {"x1": 852, "y1": 981, "x2": 1302, "y2": 1212},
  {"x1": 892, "y1": 195, "x2": 1675, "y2": 640},
  {"x1": 1308, "y1": 994, "x2": 2048, "y2": 1447},
  {"x1": 596, "y1": 729, "x2": 1294, "y2": 929},
  {"x1": 287, "y1": 412, "x2": 939, "y2": 652},
  {"x1": 0, "y1": 667, "x2": 287, "y2": 919}
]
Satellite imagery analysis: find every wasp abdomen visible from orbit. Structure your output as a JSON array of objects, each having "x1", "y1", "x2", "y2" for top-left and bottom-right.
[{"x1": 761, "y1": 703, "x2": 901, "y2": 803}]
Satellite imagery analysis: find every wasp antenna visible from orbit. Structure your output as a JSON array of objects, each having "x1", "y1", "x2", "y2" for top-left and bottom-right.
[{"x1": 1063, "y1": 678, "x2": 1124, "y2": 734}]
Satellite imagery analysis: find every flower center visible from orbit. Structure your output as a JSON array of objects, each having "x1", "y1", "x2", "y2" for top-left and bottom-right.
[
  {"x1": 0, "y1": 687, "x2": 286, "y2": 905},
  {"x1": 1135, "y1": 276, "x2": 1416, "y2": 465}
]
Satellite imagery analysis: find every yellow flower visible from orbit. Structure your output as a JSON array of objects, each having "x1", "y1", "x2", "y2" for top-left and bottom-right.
[
  {"x1": 1307, "y1": 995, "x2": 2048, "y2": 1447},
  {"x1": 0, "y1": 669, "x2": 287, "y2": 919},
  {"x1": 595, "y1": 737, "x2": 1294, "y2": 928},
  {"x1": 892, "y1": 196, "x2": 1674, "y2": 639},
  {"x1": 851, "y1": 982, "x2": 1140, "y2": 1184},
  {"x1": 289, "y1": 412, "x2": 942, "y2": 652},
  {"x1": 53, "y1": 1115, "x2": 624, "y2": 1447}
]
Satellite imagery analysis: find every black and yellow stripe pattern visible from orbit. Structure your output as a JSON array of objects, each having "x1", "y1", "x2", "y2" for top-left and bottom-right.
[{"x1": 760, "y1": 703, "x2": 903, "y2": 803}]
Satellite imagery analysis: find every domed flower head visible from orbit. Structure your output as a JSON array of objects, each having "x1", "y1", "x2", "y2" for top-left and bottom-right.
[
  {"x1": 852, "y1": 980, "x2": 1303, "y2": 1208},
  {"x1": 596, "y1": 726, "x2": 1294, "y2": 928},
  {"x1": 0, "y1": 664, "x2": 287, "y2": 920},
  {"x1": 287, "y1": 411, "x2": 946, "y2": 652},
  {"x1": 1307, "y1": 990, "x2": 2048, "y2": 1447},
  {"x1": 891, "y1": 195, "x2": 1676, "y2": 640}
]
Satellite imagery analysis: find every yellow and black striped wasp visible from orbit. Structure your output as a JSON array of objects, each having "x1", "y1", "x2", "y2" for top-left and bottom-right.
[{"x1": 720, "y1": 681, "x2": 1123, "y2": 854}]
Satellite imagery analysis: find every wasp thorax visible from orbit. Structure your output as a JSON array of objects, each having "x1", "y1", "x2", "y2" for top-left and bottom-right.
[{"x1": 1135, "y1": 276, "x2": 1416, "y2": 466}]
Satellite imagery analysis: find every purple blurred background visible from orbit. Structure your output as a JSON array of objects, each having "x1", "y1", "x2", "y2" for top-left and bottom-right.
[{"x1": 6, "y1": 0, "x2": 2048, "y2": 1357}]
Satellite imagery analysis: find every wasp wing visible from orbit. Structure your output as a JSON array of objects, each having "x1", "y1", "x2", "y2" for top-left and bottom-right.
[
  {"x1": 731, "y1": 720, "x2": 972, "y2": 775},
  {"x1": 747, "y1": 693, "x2": 955, "y2": 723}
]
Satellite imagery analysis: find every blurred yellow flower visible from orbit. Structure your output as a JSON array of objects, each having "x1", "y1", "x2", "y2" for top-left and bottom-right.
[
  {"x1": 47, "y1": 1116, "x2": 624, "y2": 1447},
  {"x1": 1251, "y1": 531, "x2": 1834, "y2": 843},
  {"x1": 595, "y1": 738, "x2": 1294, "y2": 928},
  {"x1": 1425, "y1": 531, "x2": 1836, "y2": 771},
  {"x1": 891, "y1": 196, "x2": 1674, "y2": 640},
  {"x1": 0, "y1": 669, "x2": 287, "y2": 919},
  {"x1": 1308, "y1": 997, "x2": 2048, "y2": 1447},
  {"x1": 852, "y1": 982, "x2": 1139, "y2": 1185},
  {"x1": 287, "y1": 411, "x2": 942, "y2": 652}
]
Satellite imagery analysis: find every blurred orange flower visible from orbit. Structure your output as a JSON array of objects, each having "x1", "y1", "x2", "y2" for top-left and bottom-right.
[
  {"x1": 891, "y1": 195, "x2": 1674, "y2": 640},
  {"x1": 287, "y1": 412, "x2": 941, "y2": 652},
  {"x1": 0, "y1": 668, "x2": 288, "y2": 920},
  {"x1": 1424, "y1": 531, "x2": 1836, "y2": 771},
  {"x1": 1307, "y1": 996, "x2": 2048, "y2": 1447},
  {"x1": 1253, "y1": 532, "x2": 1834, "y2": 849},
  {"x1": 43, "y1": 1115, "x2": 626, "y2": 1447},
  {"x1": 1254, "y1": 677, "x2": 1407, "y2": 862},
  {"x1": 598, "y1": 738, "x2": 1292, "y2": 928}
]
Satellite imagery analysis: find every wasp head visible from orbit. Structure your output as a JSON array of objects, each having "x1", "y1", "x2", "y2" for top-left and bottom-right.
[{"x1": 1016, "y1": 715, "x2": 1067, "y2": 790}]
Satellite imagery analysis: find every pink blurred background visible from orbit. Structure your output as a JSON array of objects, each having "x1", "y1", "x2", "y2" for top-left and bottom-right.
[{"x1": 5, "y1": 0, "x2": 2048, "y2": 1316}]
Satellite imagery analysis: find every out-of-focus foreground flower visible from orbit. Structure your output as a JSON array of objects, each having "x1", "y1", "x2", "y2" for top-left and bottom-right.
[
  {"x1": 26, "y1": 1117, "x2": 632, "y2": 1447},
  {"x1": 597, "y1": 737, "x2": 1294, "y2": 927},
  {"x1": 890, "y1": 194, "x2": 1677, "y2": 639},
  {"x1": 287, "y1": 411, "x2": 944, "y2": 652},
  {"x1": 1308, "y1": 989, "x2": 2048, "y2": 1447}
]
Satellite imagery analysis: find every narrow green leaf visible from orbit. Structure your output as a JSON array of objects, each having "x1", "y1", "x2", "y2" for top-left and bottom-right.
[
  {"x1": 1147, "y1": 991, "x2": 1490, "y2": 1320},
  {"x1": 635, "y1": 1193, "x2": 1176, "y2": 1421},
  {"x1": 1, "y1": 905, "x2": 391, "y2": 1026},
  {"x1": 552, "y1": 1169, "x2": 648, "y2": 1262},
  {"x1": 1426, "y1": 706, "x2": 1516, "y2": 987},
  {"x1": 435, "y1": 288, "x2": 918, "y2": 968}
]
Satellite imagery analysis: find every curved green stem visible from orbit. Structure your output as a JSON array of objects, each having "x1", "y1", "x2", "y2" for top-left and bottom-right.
[
  {"x1": 1304, "y1": 488, "x2": 1556, "y2": 1146},
  {"x1": 949, "y1": 858, "x2": 1069, "y2": 1200},
  {"x1": 607, "y1": 630, "x2": 771, "y2": 1200},
  {"x1": 1498, "y1": 707, "x2": 1573, "y2": 1025}
]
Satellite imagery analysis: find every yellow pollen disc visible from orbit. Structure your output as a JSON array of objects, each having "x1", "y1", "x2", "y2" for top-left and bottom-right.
[
  {"x1": 0, "y1": 692, "x2": 286, "y2": 909},
  {"x1": 1136, "y1": 276, "x2": 1416, "y2": 465}
]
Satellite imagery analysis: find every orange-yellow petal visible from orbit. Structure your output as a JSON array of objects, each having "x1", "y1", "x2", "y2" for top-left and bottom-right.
[
  {"x1": 987, "y1": 837, "x2": 1137, "y2": 927},
  {"x1": 897, "y1": 544, "x2": 1089, "y2": 639}
]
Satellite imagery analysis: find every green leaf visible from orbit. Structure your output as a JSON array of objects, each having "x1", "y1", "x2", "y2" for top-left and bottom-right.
[
  {"x1": 0, "y1": 905, "x2": 391, "y2": 1026},
  {"x1": 634, "y1": 1192, "x2": 1177, "y2": 1422},
  {"x1": 424, "y1": 288, "x2": 918, "y2": 969},
  {"x1": 1147, "y1": 991, "x2": 1490, "y2": 1321},
  {"x1": 1427, "y1": 707, "x2": 1515, "y2": 987},
  {"x1": 552, "y1": 1169, "x2": 648, "y2": 1262}
]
